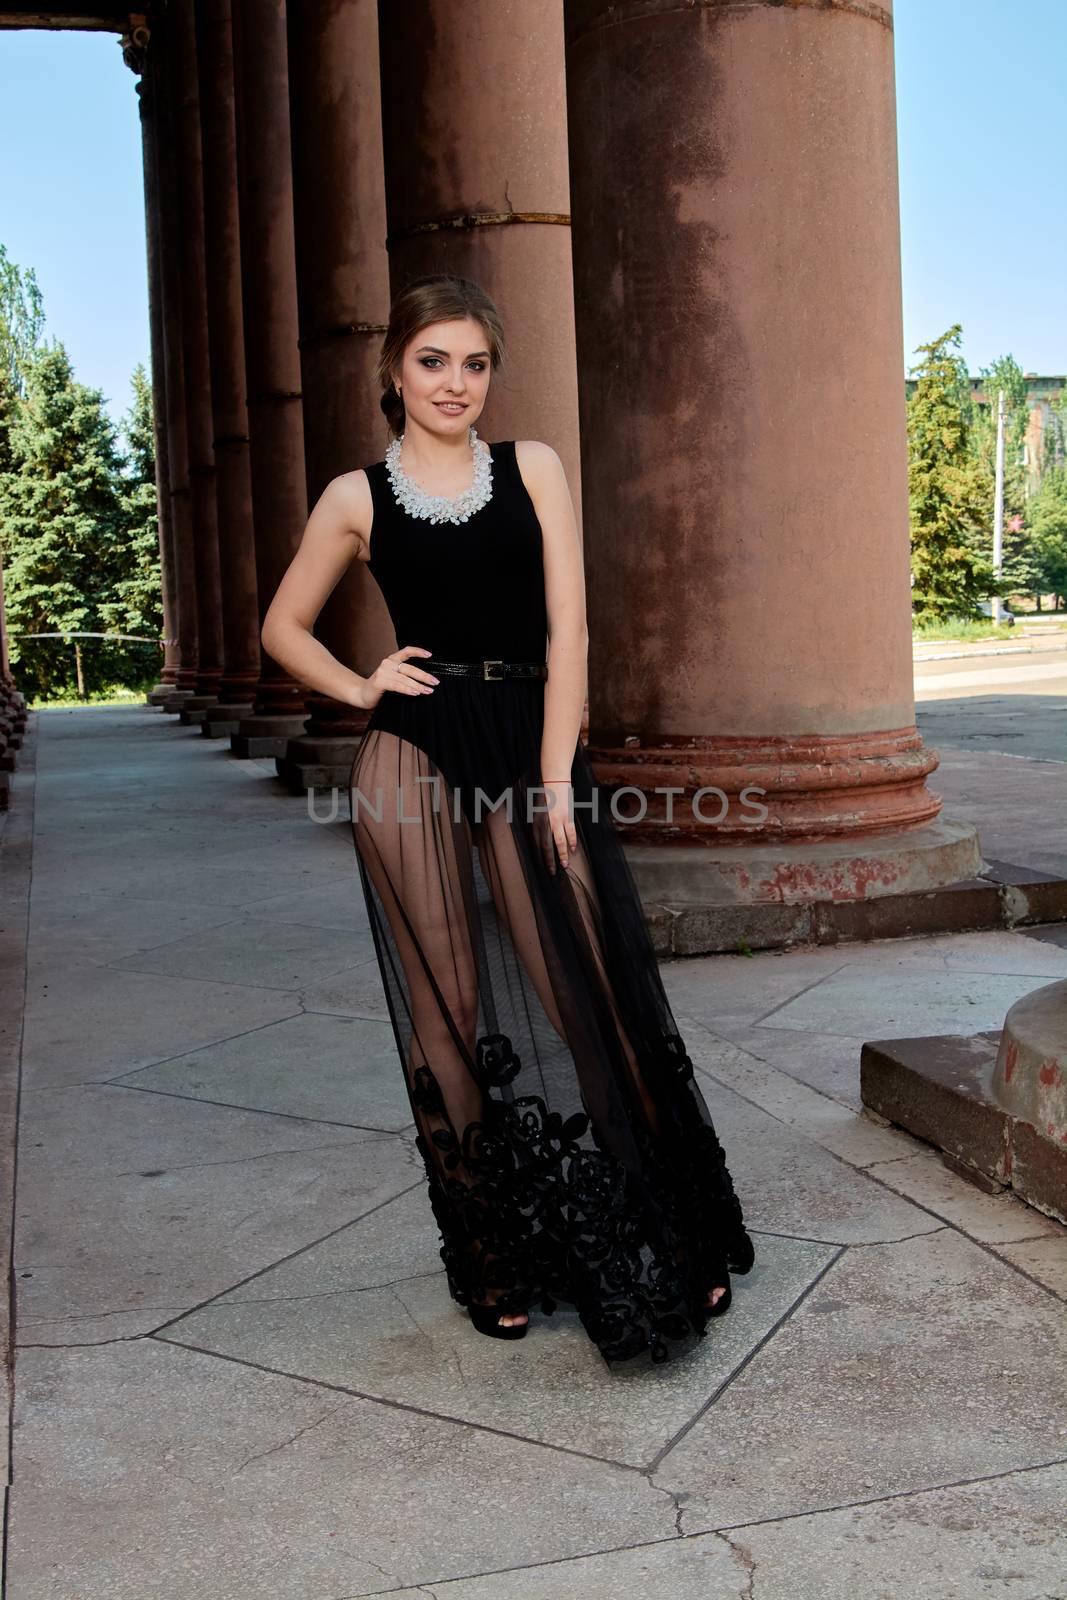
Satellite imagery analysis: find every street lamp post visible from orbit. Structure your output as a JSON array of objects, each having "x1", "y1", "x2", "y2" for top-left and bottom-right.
[{"x1": 992, "y1": 387, "x2": 1006, "y2": 624}]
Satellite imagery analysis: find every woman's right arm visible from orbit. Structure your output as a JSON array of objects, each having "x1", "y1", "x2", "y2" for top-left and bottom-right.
[{"x1": 259, "y1": 472, "x2": 437, "y2": 711}]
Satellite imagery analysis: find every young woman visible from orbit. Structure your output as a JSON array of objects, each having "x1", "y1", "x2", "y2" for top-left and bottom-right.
[{"x1": 261, "y1": 273, "x2": 754, "y2": 1364}]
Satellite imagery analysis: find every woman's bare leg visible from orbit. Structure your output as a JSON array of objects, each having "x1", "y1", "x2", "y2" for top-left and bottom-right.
[{"x1": 351, "y1": 733, "x2": 527, "y2": 1324}]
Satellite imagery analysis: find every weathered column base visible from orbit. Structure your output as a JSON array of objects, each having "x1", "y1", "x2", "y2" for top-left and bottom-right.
[
  {"x1": 993, "y1": 980, "x2": 1067, "y2": 1142},
  {"x1": 590, "y1": 726, "x2": 942, "y2": 843},
  {"x1": 199, "y1": 700, "x2": 256, "y2": 737},
  {"x1": 861, "y1": 1016, "x2": 1067, "y2": 1227},
  {"x1": 626, "y1": 816, "x2": 980, "y2": 906},
  {"x1": 276, "y1": 735, "x2": 363, "y2": 796},
  {"x1": 177, "y1": 695, "x2": 222, "y2": 725},
  {"x1": 230, "y1": 714, "x2": 310, "y2": 757},
  {"x1": 640, "y1": 857, "x2": 1067, "y2": 957},
  {"x1": 156, "y1": 690, "x2": 198, "y2": 712}
]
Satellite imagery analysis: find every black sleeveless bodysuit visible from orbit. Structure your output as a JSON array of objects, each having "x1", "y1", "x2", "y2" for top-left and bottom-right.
[
  {"x1": 347, "y1": 436, "x2": 754, "y2": 1367},
  {"x1": 357, "y1": 440, "x2": 553, "y2": 812},
  {"x1": 365, "y1": 437, "x2": 548, "y2": 662}
]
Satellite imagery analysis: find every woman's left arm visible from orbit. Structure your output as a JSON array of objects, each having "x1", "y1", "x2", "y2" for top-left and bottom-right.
[{"x1": 515, "y1": 440, "x2": 588, "y2": 868}]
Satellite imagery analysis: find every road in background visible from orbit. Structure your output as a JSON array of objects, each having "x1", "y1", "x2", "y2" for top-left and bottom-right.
[{"x1": 914, "y1": 638, "x2": 1067, "y2": 765}]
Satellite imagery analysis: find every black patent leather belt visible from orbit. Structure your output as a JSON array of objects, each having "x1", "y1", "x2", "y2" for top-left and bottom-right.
[{"x1": 424, "y1": 658, "x2": 548, "y2": 682}]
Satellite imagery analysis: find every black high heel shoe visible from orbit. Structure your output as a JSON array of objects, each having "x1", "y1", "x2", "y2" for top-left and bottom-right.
[{"x1": 467, "y1": 1302, "x2": 530, "y2": 1340}]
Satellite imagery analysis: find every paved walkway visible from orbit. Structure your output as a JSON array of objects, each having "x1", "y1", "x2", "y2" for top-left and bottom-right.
[{"x1": 2, "y1": 706, "x2": 1066, "y2": 1598}]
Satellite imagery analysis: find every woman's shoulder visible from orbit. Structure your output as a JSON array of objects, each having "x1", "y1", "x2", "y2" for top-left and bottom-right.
[
  {"x1": 512, "y1": 439, "x2": 560, "y2": 465},
  {"x1": 318, "y1": 467, "x2": 378, "y2": 559},
  {"x1": 512, "y1": 439, "x2": 562, "y2": 477},
  {"x1": 331, "y1": 463, "x2": 379, "y2": 498},
  {"x1": 332, "y1": 459, "x2": 387, "y2": 505}
]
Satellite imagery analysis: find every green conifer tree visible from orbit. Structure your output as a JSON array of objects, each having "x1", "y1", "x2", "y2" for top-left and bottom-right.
[
  {"x1": 0, "y1": 243, "x2": 46, "y2": 475},
  {"x1": 110, "y1": 362, "x2": 163, "y2": 645},
  {"x1": 0, "y1": 341, "x2": 130, "y2": 698},
  {"x1": 906, "y1": 325, "x2": 999, "y2": 624},
  {"x1": 1029, "y1": 463, "x2": 1067, "y2": 609}
]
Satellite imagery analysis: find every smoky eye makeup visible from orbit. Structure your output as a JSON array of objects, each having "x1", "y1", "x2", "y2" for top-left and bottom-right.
[{"x1": 418, "y1": 356, "x2": 488, "y2": 371}]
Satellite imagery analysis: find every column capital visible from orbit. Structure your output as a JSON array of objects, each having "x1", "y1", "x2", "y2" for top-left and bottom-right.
[{"x1": 120, "y1": 14, "x2": 152, "y2": 78}]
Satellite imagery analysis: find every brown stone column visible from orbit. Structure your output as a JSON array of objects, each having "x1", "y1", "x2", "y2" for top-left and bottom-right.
[
  {"x1": 563, "y1": 0, "x2": 979, "y2": 904},
  {"x1": 281, "y1": 0, "x2": 394, "y2": 791},
  {"x1": 169, "y1": 2, "x2": 225, "y2": 705},
  {"x1": 375, "y1": 0, "x2": 581, "y2": 514},
  {"x1": 230, "y1": 0, "x2": 310, "y2": 752},
  {"x1": 194, "y1": 0, "x2": 261, "y2": 729},
  {"x1": 0, "y1": 548, "x2": 27, "y2": 810},
  {"x1": 129, "y1": 40, "x2": 180, "y2": 698},
  {"x1": 151, "y1": 24, "x2": 199, "y2": 698}
]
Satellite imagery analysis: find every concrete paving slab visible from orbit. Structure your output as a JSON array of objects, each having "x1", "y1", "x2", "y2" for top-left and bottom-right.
[
  {"x1": 27, "y1": 849, "x2": 346, "y2": 911},
  {"x1": 25, "y1": 887, "x2": 246, "y2": 967},
  {"x1": 21, "y1": 958, "x2": 301, "y2": 1088},
  {"x1": 659, "y1": 934, "x2": 1067, "y2": 1061},
  {"x1": 862, "y1": 1146, "x2": 1067, "y2": 1247},
  {"x1": 680, "y1": 1018, "x2": 934, "y2": 1164},
  {"x1": 16, "y1": 1082, "x2": 419, "y2": 1329},
  {"x1": 354, "y1": 1533, "x2": 745, "y2": 1598},
  {"x1": 212, "y1": 1181, "x2": 441, "y2": 1302},
  {"x1": 708, "y1": 1021, "x2": 877, "y2": 1109},
  {"x1": 229, "y1": 874, "x2": 371, "y2": 933},
  {"x1": 107, "y1": 913, "x2": 374, "y2": 990},
  {"x1": 26, "y1": 809, "x2": 334, "y2": 858},
  {"x1": 16, "y1": 1303, "x2": 205, "y2": 1346},
  {"x1": 8, "y1": 1339, "x2": 679, "y2": 1598},
  {"x1": 364, "y1": 1460, "x2": 1067, "y2": 1598},
  {"x1": 798, "y1": 926, "x2": 1067, "y2": 977},
  {"x1": 654, "y1": 1228, "x2": 1067, "y2": 1529},
  {"x1": 731, "y1": 1459, "x2": 1067, "y2": 1600},
  {"x1": 760, "y1": 964, "x2": 1053, "y2": 1038},
  {"x1": 659, "y1": 948, "x2": 854, "y2": 1031},
  {"x1": 300, "y1": 956, "x2": 395, "y2": 1021},
  {"x1": 996, "y1": 1232, "x2": 1067, "y2": 1298},
  {"x1": 113, "y1": 1011, "x2": 416, "y2": 1132},
  {"x1": 685, "y1": 1068, "x2": 943, "y2": 1245},
  {"x1": 159, "y1": 1231, "x2": 830, "y2": 1467}
]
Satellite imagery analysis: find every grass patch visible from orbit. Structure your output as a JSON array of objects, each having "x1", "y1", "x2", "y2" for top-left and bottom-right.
[
  {"x1": 28, "y1": 682, "x2": 157, "y2": 711},
  {"x1": 914, "y1": 617, "x2": 1024, "y2": 643}
]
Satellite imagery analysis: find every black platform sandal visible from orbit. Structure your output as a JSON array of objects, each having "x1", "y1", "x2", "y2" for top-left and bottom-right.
[
  {"x1": 727, "y1": 1233, "x2": 756, "y2": 1274},
  {"x1": 467, "y1": 1303, "x2": 530, "y2": 1340},
  {"x1": 705, "y1": 1233, "x2": 756, "y2": 1319},
  {"x1": 705, "y1": 1280, "x2": 732, "y2": 1318}
]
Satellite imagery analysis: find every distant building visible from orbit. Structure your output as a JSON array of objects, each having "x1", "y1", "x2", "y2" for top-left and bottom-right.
[{"x1": 906, "y1": 372, "x2": 1066, "y2": 498}]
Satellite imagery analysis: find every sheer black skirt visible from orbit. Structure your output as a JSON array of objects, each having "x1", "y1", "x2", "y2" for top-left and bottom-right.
[{"x1": 348, "y1": 675, "x2": 754, "y2": 1365}]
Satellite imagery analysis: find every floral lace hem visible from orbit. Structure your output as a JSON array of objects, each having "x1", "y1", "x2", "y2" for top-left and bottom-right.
[{"x1": 410, "y1": 1029, "x2": 755, "y2": 1365}]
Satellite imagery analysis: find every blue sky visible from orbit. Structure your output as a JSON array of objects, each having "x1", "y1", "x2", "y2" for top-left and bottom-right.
[{"x1": 1, "y1": 2, "x2": 1064, "y2": 428}]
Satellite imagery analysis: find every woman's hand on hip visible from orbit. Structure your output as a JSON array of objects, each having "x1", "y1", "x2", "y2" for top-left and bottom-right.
[{"x1": 357, "y1": 646, "x2": 439, "y2": 710}]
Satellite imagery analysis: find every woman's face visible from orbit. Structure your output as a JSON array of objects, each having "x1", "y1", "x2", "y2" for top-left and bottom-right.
[{"x1": 396, "y1": 317, "x2": 492, "y2": 435}]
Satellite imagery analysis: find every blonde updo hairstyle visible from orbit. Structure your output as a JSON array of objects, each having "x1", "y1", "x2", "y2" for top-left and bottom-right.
[{"x1": 376, "y1": 273, "x2": 507, "y2": 440}]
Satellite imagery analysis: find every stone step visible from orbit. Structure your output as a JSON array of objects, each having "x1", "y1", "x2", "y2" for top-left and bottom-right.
[{"x1": 860, "y1": 1028, "x2": 1067, "y2": 1226}]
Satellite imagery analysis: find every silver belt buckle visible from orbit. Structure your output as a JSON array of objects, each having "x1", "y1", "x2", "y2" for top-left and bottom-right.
[{"x1": 483, "y1": 659, "x2": 504, "y2": 681}]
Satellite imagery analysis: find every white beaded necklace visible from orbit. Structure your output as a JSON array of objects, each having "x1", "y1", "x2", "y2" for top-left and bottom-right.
[{"x1": 385, "y1": 425, "x2": 494, "y2": 525}]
